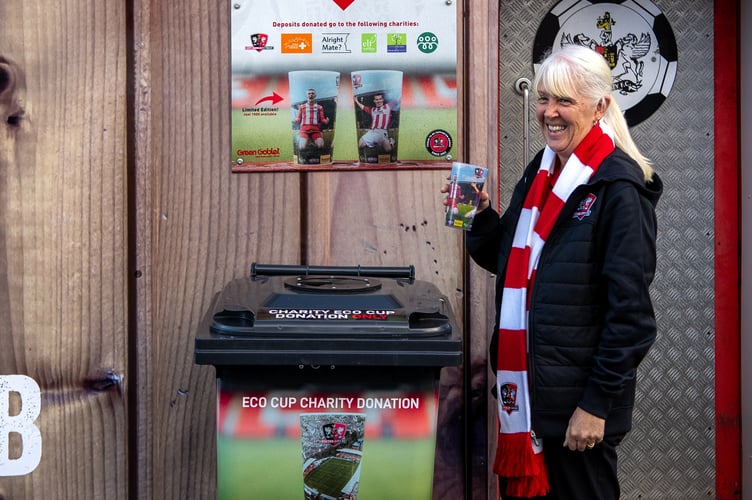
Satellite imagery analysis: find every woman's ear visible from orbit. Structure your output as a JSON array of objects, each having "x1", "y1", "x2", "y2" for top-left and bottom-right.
[{"x1": 596, "y1": 96, "x2": 611, "y2": 119}]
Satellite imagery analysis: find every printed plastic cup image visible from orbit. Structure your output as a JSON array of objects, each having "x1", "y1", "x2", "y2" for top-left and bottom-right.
[
  {"x1": 300, "y1": 413, "x2": 366, "y2": 500},
  {"x1": 289, "y1": 70, "x2": 340, "y2": 166},
  {"x1": 351, "y1": 70, "x2": 403, "y2": 164},
  {"x1": 445, "y1": 162, "x2": 488, "y2": 231}
]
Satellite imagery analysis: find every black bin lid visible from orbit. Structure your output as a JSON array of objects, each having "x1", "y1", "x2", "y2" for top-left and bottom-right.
[{"x1": 194, "y1": 264, "x2": 462, "y2": 367}]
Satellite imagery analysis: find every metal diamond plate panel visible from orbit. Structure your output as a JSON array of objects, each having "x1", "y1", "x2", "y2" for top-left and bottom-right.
[{"x1": 497, "y1": 1, "x2": 715, "y2": 497}]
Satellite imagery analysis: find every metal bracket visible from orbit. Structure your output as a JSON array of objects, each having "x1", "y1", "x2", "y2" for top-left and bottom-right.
[{"x1": 514, "y1": 77, "x2": 531, "y2": 95}]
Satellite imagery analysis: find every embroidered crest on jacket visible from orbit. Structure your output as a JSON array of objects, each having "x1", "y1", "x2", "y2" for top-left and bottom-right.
[{"x1": 573, "y1": 193, "x2": 597, "y2": 220}]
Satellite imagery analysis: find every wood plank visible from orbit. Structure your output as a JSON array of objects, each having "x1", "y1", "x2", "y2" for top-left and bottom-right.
[
  {"x1": 465, "y1": 1, "x2": 500, "y2": 498},
  {"x1": 0, "y1": 1, "x2": 128, "y2": 498},
  {"x1": 133, "y1": 1, "x2": 303, "y2": 498}
]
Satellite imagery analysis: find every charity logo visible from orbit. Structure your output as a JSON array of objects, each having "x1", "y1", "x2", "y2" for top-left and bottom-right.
[
  {"x1": 322, "y1": 33, "x2": 351, "y2": 54},
  {"x1": 500, "y1": 383, "x2": 519, "y2": 415},
  {"x1": 425, "y1": 130, "x2": 453, "y2": 157},
  {"x1": 281, "y1": 33, "x2": 313, "y2": 54},
  {"x1": 387, "y1": 33, "x2": 407, "y2": 53},
  {"x1": 361, "y1": 33, "x2": 377, "y2": 53},
  {"x1": 533, "y1": 0, "x2": 677, "y2": 126},
  {"x1": 573, "y1": 193, "x2": 597, "y2": 220},
  {"x1": 417, "y1": 32, "x2": 439, "y2": 53}
]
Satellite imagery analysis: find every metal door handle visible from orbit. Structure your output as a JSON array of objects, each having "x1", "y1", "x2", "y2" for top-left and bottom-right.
[{"x1": 514, "y1": 77, "x2": 532, "y2": 169}]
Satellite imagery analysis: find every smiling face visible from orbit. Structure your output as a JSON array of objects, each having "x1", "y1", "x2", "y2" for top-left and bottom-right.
[{"x1": 535, "y1": 88, "x2": 608, "y2": 165}]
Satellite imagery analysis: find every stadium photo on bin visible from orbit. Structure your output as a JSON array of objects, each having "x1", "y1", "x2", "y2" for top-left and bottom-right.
[{"x1": 301, "y1": 413, "x2": 366, "y2": 500}]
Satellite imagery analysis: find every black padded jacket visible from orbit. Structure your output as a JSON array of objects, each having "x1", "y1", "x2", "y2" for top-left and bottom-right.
[{"x1": 467, "y1": 147, "x2": 663, "y2": 439}]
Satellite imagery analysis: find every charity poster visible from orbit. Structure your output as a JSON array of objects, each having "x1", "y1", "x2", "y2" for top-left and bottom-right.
[
  {"x1": 216, "y1": 385, "x2": 439, "y2": 499},
  {"x1": 230, "y1": 0, "x2": 458, "y2": 172}
]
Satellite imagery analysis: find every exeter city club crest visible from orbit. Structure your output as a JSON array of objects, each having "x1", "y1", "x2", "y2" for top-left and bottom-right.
[
  {"x1": 500, "y1": 382, "x2": 519, "y2": 415},
  {"x1": 322, "y1": 422, "x2": 348, "y2": 444},
  {"x1": 250, "y1": 33, "x2": 269, "y2": 52},
  {"x1": 533, "y1": 0, "x2": 677, "y2": 126}
]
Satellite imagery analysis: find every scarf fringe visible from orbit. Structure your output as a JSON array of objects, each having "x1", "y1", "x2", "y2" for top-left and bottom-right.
[
  {"x1": 493, "y1": 432, "x2": 549, "y2": 497},
  {"x1": 504, "y1": 473, "x2": 550, "y2": 498}
]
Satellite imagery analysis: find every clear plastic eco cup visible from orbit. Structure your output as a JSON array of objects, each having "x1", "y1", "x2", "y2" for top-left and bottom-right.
[
  {"x1": 445, "y1": 162, "x2": 488, "y2": 231},
  {"x1": 351, "y1": 70, "x2": 402, "y2": 165},
  {"x1": 289, "y1": 70, "x2": 340, "y2": 165},
  {"x1": 300, "y1": 412, "x2": 366, "y2": 499}
]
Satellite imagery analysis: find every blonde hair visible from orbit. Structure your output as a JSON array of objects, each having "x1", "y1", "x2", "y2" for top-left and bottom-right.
[{"x1": 533, "y1": 45, "x2": 654, "y2": 182}]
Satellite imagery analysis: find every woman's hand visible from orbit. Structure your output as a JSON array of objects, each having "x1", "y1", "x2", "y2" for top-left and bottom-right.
[
  {"x1": 441, "y1": 176, "x2": 491, "y2": 212},
  {"x1": 563, "y1": 407, "x2": 605, "y2": 452},
  {"x1": 475, "y1": 190, "x2": 490, "y2": 212}
]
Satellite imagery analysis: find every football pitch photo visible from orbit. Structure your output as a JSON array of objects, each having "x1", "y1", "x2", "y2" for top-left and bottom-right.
[
  {"x1": 217, "y1": 435, "x2": 435, "y2": 499},
  {"x1": 304, "y1": 456, "x2": 359, "y2": 497}
]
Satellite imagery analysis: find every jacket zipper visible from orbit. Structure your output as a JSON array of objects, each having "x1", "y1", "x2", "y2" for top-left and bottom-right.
[{"x1": 525, "y1": 184, "x2": 588, "y2": 432}]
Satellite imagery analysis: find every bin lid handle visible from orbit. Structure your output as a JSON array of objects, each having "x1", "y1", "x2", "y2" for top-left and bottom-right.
[{"x1": 251, "y1": 263, "x2": 415, "y2": 281}]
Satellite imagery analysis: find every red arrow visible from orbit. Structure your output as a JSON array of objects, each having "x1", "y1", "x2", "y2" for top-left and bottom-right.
[
  {"x1": 254, "y1": 92, "x2": 284, "y2": 106},
  {"x1": 333, "y1": 0, "x2": 355, "y2": 10}
]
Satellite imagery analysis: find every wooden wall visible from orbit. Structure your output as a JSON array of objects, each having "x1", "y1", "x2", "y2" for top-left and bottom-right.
[
  {"x1": 0, "y1": 0, "x2": 498, "y2": 498},
  {"x1": 1, "y1": 0, "x2": 129, "y2": 498}
]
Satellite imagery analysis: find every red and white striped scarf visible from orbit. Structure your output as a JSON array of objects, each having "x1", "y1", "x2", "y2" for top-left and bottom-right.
[{"x1": 494, "y1": 123, "x2": 614, "y2": 498}]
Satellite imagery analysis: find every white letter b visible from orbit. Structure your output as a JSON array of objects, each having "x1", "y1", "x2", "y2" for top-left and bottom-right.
[{"x1": 0, "y1": 375, "x2": 42, "y2": 476}]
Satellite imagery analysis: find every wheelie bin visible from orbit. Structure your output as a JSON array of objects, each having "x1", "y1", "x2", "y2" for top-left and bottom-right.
[{"x1": 195, "y1": 264, "x2": 462, "y2": 499}]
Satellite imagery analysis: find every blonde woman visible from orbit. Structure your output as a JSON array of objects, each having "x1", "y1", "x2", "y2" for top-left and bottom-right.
[{"x1": 460, "y1": 45, "x2": 662, "y2": 499}]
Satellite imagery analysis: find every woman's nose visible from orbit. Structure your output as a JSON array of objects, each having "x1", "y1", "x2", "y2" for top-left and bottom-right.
[{"x1": 542, "y1": 101, "x2": 558, "y2": 116}]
